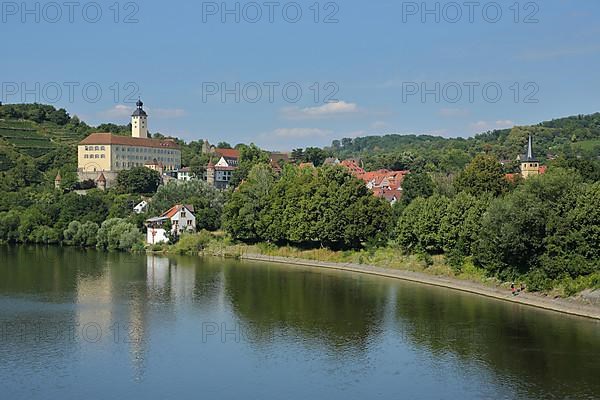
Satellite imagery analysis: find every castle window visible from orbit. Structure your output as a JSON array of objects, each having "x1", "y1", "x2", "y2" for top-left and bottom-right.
[
  {"x1": 95, "y1": 146, "x2": 99, "y2": 150},
  {"x1": 101, "y1": 146, "x2": 105, "y2": 150},
  {"x1": 101, "y1": 155, "x2": 105, "y2": 158}
]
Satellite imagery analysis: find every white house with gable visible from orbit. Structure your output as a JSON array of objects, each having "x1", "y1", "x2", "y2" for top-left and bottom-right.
[
  {"x1": 133, "y1": 200, "x2": 149, "y2": 214},
  {"x1": 145, "y1": 204, "x2": 196, "y2": 244}
]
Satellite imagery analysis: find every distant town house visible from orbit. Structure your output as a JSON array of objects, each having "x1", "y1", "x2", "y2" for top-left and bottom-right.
[
  {"x1": 176, "y1": 141, "x2": 291, "y2": 188},
  {"x1": 205, "y1": 147, "x2": 240, "y2": 189},
  {"x1": 338, "y1": 158, "x2": 408, "y2": 204},
  {"x1": 145, "y1": 204, "x2": 196, "y2": 244},
  {"x1": 133, "y1": 200, "x2": 149, "y2": 214},
  {"x1": 177, "y1": 167, "x2": 193, "y2": 181}
]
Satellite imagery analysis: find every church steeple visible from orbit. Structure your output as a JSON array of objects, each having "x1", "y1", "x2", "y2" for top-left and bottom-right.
[
  {"x1": 520, "y1": 134, "x2": 540, "y2": 178},
  {"x1": 131, "y1": 98, "x2": 148, "y2": 138},
  {"x1": 525, "y1": 134, "x2": 537, "y2": 161}
]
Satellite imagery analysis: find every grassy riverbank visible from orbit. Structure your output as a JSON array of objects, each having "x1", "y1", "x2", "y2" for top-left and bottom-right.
[{"x1": 148, "y1": 231, "x2": 600, "y2": 300}]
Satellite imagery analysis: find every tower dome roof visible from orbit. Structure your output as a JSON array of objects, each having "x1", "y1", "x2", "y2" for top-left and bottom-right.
[{"x1": 132, "y1": 99, "x2": 147, "y2": 117}]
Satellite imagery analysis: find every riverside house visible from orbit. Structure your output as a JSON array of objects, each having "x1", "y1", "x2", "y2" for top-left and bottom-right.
[{"x1": 145, "y1": 204, "x2": 196, "y2": 244}]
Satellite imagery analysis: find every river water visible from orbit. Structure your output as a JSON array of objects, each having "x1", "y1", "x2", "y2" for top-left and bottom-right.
[{"x1": 1, "y1": 245, "x2": 599, "y2": 399}]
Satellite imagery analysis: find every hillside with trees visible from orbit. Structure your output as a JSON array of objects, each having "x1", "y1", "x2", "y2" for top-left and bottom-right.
[
  {"x1": 327, "y1": 113, "x2": 600, "y2": 173},
  {"x1": 0, "y1": 103, "x2": 598, "y2": 296}
]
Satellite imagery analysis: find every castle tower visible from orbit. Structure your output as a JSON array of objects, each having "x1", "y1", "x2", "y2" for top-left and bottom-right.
[
  {"x1": 54, "y1": 172, "x2": 62, "y2": 189},
  {"x1": 96, "y1": 172, "x2": 107, "y2": 190},
  {"x1": 520, "y1": 134, "x2": 540, "y2": 179},
  {"x1": 206, "y1": 160, "x2": 215, "y2": 186},
  {"x1": 131, "y1": 99, "x2": 148, "y2": 138}
]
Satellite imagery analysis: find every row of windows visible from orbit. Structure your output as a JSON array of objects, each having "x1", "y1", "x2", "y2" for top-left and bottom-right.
[
  {"x1": 114, "y1": 147, "x2": 176, "y2": 155},
  {"x1": 116, "y1": 155, "x2": 175, "y2": 162},
  {"x1": 83, "y1": 145, "x2": 178, "y2": 155},
  {"x1": 84, "y1": 154, "x2": 105, "y2": 159},
  {"x1": 216, "y1": 170, "x2": 233, "y2": 181},
  {"x1": 114, "y1": 162, "x2": 180, "y2": 169}
]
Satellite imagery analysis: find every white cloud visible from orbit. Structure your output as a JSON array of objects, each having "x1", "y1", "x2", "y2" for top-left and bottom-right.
[
  {"x1": 495, "y1": 120, "x2": 514, "y2": 127},
  {"x1": 371, "y1": 121, "x2": 389, "y2": 129},
  {"x1": 518, "y1": 45, "x2": 600, "y2": 61},
  {"x1": 423, "y1": 128, "x2": 450, "y2": 137},
  {"x1": 469, "y1": 120, "x2": 514, "y2": 132},
  {"x1": 267, "y1": 128, "x2": 332, "y2": 139},
  {"x1": 439, "y1": 107, "x2": 470, "y2": 117},
  {"x1": 149, "y1": 108, "x2": 186, "y2": 119},
  {"x1": 97, "y1": 105, "x2": 186, "y2": 121},
  {"x1": 281, "y1": 101, "x2": 359, "y2": 120},
  {"x1": 98, "y1": 104, "x2": 132, "y2": 119}
]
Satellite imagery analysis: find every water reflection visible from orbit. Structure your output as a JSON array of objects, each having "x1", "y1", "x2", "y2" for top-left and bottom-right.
[
  {"x1": 1, "y1": 246, "x2": 599, "y2": 399},
  {"x1": 391, "y1": 284, "x2": 600, "y2": 398},
  {"x1": 222, "y1": 261, "x2": 388, "y2": 351}
]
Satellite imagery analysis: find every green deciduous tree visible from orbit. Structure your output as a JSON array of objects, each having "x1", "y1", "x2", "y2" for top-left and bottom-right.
[
  {"x1": 0, "y1": 210, "x2": 21, "y2": 242},
  {"x1": 401, "y1": 172, "x2": 434, "y2": 204},
  {"x1": 440, "y1": 192, "x2": 490, "y2": 262},
  {"x1": 222, "y1": 164, "x2": 276, "y2": 242},
  {"x1": 150, "y1": 180, "x2": 225, "y2": 231},
  {"x1": 116, "y1": 167, "x2": 162, "y2": 194},
  {"x1": 224, "y1": 164, "x2": 392, "y2": 249},
  {"x1": 63, "y1": 220, "x2": 99, "y2": 247},
  {"x1": 96, "y1": 218, "x2": 142, "y2": 251},
  {"x1": 454, "y1": 154, "x2": 507, "y2": 196},
  {"x1": 397, "y1": 195, "x2": 449, "y2": 254},
  {"x1": 230, "y1": 144, "x2": 270, "y2": 186}
]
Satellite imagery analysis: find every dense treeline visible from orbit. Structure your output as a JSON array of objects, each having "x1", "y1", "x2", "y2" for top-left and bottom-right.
[
  {"x1": 221, "y1": 155, "x2": 600, "y2": 291},
  {"x1": 223, "y1": 164, "x2": 391, "y2": 249},
  {"x1": 394, "y1": 161, "x2": 600, "y2": 292},
  {"x1": 1, "y1": 105, "x2": 599, "y2": 294},
  {"x1": 329, "y1": 113, "x2": 600, "y2": 173},
  {"x1": 0, "y1": 170, "x2": 224, "y2": 251},
  {"x1": 0, "y1": 103, "x2": 71, "y2": 125}
]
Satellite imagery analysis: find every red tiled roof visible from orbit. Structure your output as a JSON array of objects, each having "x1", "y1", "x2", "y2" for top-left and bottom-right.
[
  {"x1": 340, "y1": 159, "x2": 365, "y2": 175},
  {"x1": 505, "y1": 173, "x2": 518, "y2": 182},
  {"x1": 270, "y1": 152, "x2": 290, "y2": 163},
  {"x1": 299, "y1": 162, "x2": 315, "y2": 168},
  {"x1": 358, "y1": 169, "x2": 408, "y2": 188},
  {"x1": 270, "y1": 160, "x2": 282, "y2": 171},
  {"x1": 79, "y1": 133, "x2": 179, "y2": 149},
  {"x1": 215, "y1": 148, "x2": 240, "y2": 159},
  {"x1": 160, "y1": 204, "x2": 194, "y2": 219}
]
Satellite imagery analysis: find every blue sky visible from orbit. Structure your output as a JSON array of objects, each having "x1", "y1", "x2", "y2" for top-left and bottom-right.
[{"x1": 2, "y1": 0, "x2": 600, "y2": 150}]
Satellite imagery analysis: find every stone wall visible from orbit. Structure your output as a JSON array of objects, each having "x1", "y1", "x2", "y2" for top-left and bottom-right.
[{"x1": 77, "y1": 171, "x2": 118, "y2": 188}]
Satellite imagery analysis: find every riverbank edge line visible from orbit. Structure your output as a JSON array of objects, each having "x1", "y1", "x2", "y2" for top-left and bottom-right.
[{"x1": 239, "y1": 253, "x2": 600, "y2": 321}]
